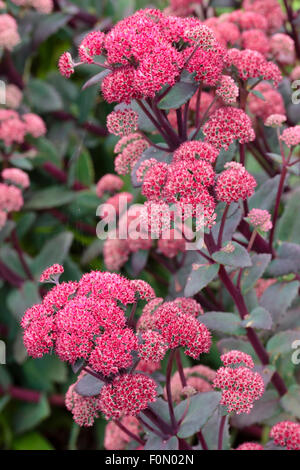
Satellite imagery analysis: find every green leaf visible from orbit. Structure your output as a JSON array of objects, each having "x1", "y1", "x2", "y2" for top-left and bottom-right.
[
  {"x1": 266, "y1": 330, "x2": 300, "y2": 360},
  {"x1": 249, "y1": 175, "x2": 281, "y2": 211},
  {"x1": 276, "y1": 189, "x2": 300, "y2": 244},
  {"x1": 158, "y1": 73, "x2": 198, "y2": 110},
  {"x1": 200, "y1": 312, "x2": 245, "y2": 335},
  {"x1": 241, "y1": 253, "x2": 271, "y2": 294},
  {"x1": 249, "y1": 89, "x2": 266, "y2": 101},
  {"x1": 32, "y1": 12, "x2": 72, "y2": 46},
  {"x1": 240, "y1": 306, "x2": 273, "y2": 330},
  {"x1": 260, "y1": 281, "x2": 300, "y2": 324},
  {"x1": 184, "y1": 263, "x2": 219, "y2": 297},
  {"x1": 199, "y1": 411, "x2": 230, "y2": 450},
  {"x1": 176, "y1": 391, "x2": 221, "y2": 438},
  {"x1": 12, "y1": 432, "x2": 54, "y2": 450},
  {"x1": 68, "y1": 148, "x2": 94, "y2": 187},
  {"x1": 212, "y1": 241, "x2": 252, "y2": 268},
  {"x1": 26, "y1": 79, "x2": 63, "y2": 112},
  {"x1": 13, "y1": 395, "x2": 50, "y2": 434},
  {"x1": 25, "y1": 186, "x2": 76, "y2": 210},
  {"x1": 268, "y1": 242, "x2": 300, "y2": 276},
  {"x1": 281, "y1": 385, "x2": 300, "y2": 419},
  {"x1": 215, "y1": 142, "x2": 236, "y2": 173},
  {"x1": 31, "y1": 231, "x2": 73, "y2": 278},
  {"x1": 10, "y1": 156, "x2": 33, "y2": 170},
  {"x1": 7, "y1": 281, "x2": 41, "y2": 320}
]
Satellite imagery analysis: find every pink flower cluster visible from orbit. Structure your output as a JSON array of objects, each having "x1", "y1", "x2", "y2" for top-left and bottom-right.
[
  {"x1": 2, "y1": 168, "x2": 30, "y2": 189},
  {"x1": 280, "y1": 126, "x2": 300, "y2": 148},
  {"x1": 248, "y1": 83, "x2": 285, "y2": 122},
  {"x1": 165, "y1": 364, "x2": 216, "y2": 403},
  {"x1": 11, "y1": 0, "x2": 53, "y2": 14},
  {"x1": 0, "y1": 168, "x2": 29, "y2": 228},
  {"x1": 264, "y1": 114, "x2": 286, "y2": 128},
  {"x1": 96, "y1": 174, "x2": 124, "y2": 199},
  {"x1": 270, "y1": 421, "x2": 300, "y2": 450},
  {"x1": 216, "y1": 162, "x2": 256, "y2": 204},
  {"x1": 235, "y1": 442, "x2": 264, "y2": 450},
  {"x1": 0, "y1": 109, "x2": 46, "y2": 146},
  {"x1": 107, "y1": 109, "x2": 139, "y2": 137},
  {"x1": 104, "y1": 417, "x2": 142, "y2": 450},
  {"x1": 114, "y1": 134, "x2": 149, "y2": 176},
  {"x1": 0, "y1": 14, "x2": 20, "y2": 50},
  {"x1": 247, "y1": 208, "x2": 272, "y2": 232},
  {"x1": 213, "y1": 350, "x2": 264, "y2": 414},
  {"x1": 39, "y1": 263, "x2": 64, "y2": 283}
]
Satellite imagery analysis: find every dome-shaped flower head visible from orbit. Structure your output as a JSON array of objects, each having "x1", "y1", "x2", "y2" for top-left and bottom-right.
[
  {"x1": 290, "y1": 65, "x2": 300, "y2": 82},
  {"x1": 280, "y1": 126, "x2": 300, "y2": 148},
  {"x1": 216, "y1": 162, "x2": 256, "y2": 204},
  {"x1": 0, "y1": 112, "x2": 26, "y2": 146},
  {"x1": 248, "y1": 83, "x2": 285, "y2": 122},
  {"x1": 131, "y1": 279, "x2": 156, "y2": 301},
  {"x1": 241, "y1": 29, "x2": 270, "y2": 56},
  {"x1": 270, "y1": 421, "x2": 300, "y2": 450},
  {"x1": 115, "y1": 138, "x2": 149, "y2": 175},
  {"x1": 233, "y1": 11, "x2": 268, "y2": 31},
  {"x1": 104, "y1": 417, "x2": 142, "y2": 450},
  {"x1": 153, "y1": 301, "x2": 211, "y2": 359},
  {"x1": 103, "y1": 237, "x2": 130, "y2": 272},
  {"x1": 0, "y1": 14, "x2": 20, "y2": 50},
  {"x1": 79, "y1": 31, "x2": 105, "y2": 64},
  {"x1": 235, "y1": 442, "x2": 264, "y2": 450},
  {"x1": 96, "y1": 174, "x2": 124, "y2": 198},
  {"x1": 107, "y1": 109, "x2": 138, "y2": 137},
  {"x1": 203, "y1": 107, "x2": 255, "y2": 150},
  {"x1": 173, "y1": 141, "x2": 219, "y2": 165},
  {"x1": 185, "y1": 43, "x2": 226, "y2": 86},
  {"x1": 243, "y1": 0, "x2": 285, "y2": 33},
  {"x1": 39, "y1": 263, "x2": 64, "y2": 284},
  {"x1": 88, "y1": 328, "x2": 139, "y2": 376},
  {"x1": 0, "y1": 183, "x2": 24, "y2": 212},
  {"x1": 77, "y1": 271, "x2": 136, "y2": 305},
  {"x1": 101, "y1": 67, "x2": 142, "y2": 104},
  {"x1": 23, "y1": 113, "x2": 46, "y2": 138},
  {"x1": 227, "y1": 49, "x2": 282, "y2": 87},
  {"x1": 213, "y1": 364, "x2": 264, "y2": 414},
  {"x1": 141, "y1": 162, "x2": 169, "y2": 201},
  {"x1": 58, "y1": 52, "x2": 74, "y2": 78},
  {"x1": 174, "y1": 297, "x2": 204, "y2": 316},
  {"x1": 138, "y1": 330, "x2": 168, "y2": 362},
  {"x1": 216, "y1": 75, "x2": 239, "y2": 104},
  {"x1": 65, "y1": 372, "x2": 100, "y2": 427},
  {"x1": 264, "y1": 114, "x2": 286, "y2": 128},
  {"x1": 136, "y1": 158, "x2": 158, "y2": 184},
  {"x1": 99, "y1": 373, "x2": 157, "y2": 419},
  {"x1": 221, "y1": 350, "x2": 254, "y2": 369},
  {"x1": 183, "y1": 24, "x2": 217, "y2": 49},
  {"x1": 2, "y1": 168, "x2": 30, "y2": 189},
  {"x1": 5, "y1": 84, "x2": 23, "y2": 109},
  {"x1": 247, "y1": 208, "x2": 272, "y2": 232},
  {"x1": 270, "y1": 33, "x2": 295, "y2": 65},
  {"x1": 21, "y1": 303, "x2": 56, "y2": 358}
]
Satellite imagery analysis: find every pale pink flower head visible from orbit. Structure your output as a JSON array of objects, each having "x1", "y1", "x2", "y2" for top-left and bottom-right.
[
  {"x1": 78, "y1": 31, "x2": 105, "y2": 64},
  {"x1": 270, "y1": 33, "x2": 295, "y2": 65},
  {"x1": 0, "y1": 14, "x2": 20, "y2": 50},
  {"x1": 235, "y1": 442, "x2": 264, "y2": 450},
  {"x1": 104, "y1": 417, "x2": 142, "y2": 450},
  {"x1": 103, "y1": 237, "x2": 129, "y2": 271},
  {"x1": 107, "y1": 109, "x2": 138, "y2": 137},
  {"x1": 0, "y1": 113, "x2": 26, "y2": 146},
  {"x1": 31, "y1": 0, "x2": 53, "y2": 14},
  {"x1": 248, "y1": 83, "x2": 285, "y2": 122},
  {"x1": 165, "y1": 364, "x2": 216, "y2": 403},
  {"x1": 0, "y1": 210, "x2": 6, "y2": 229},
  {"x1": 158, "y1": 230, "x2": 185, "y2": 259},
  {"x1": 131, "y1": 279, "x2": 156, "y2": 301},
  {"x1": 115, "y1": 139, "x2": 149, "y2": 175},
  {"x1": 23, "y1": 113, "x2": 46, "y2": 138},
  {"x1": 216, "y1": 162, "x2": 257, "y2": 204},
  {"x1": 183, "y1": 24, "x2": 217, "y2": 49},
  {"x1": 270, "y1": 421, "x2": 300, "y2": 450},
  {"x1": 241, "y1": 29, "x2": 270, "y2": 56},
  {"x1": 99, "y1": 373, "x2": 157, "y2": 419},
  {"x1": 5, "y1": 84, "x2": 23, "y2": 109},
  {"x1": 216, "y1": 75, "x2": 239, "y2": 104},
  {"x1": 40, "y1": 263, "x2": 64, "y2": 283},
  {"x1": 96, "y1": 174, "x2": 123, "y2": 198},
  {"x1": 264, "y1": 114, "x2": 286, "y2": 128},
  {"x1": 203, "y1": 107, "x2": 255, "y2": 150},
  {"x1": 136, "y1": 158, "x2": 158, "y2": 184},
  {"x1": 58, "y1": 52, "x2": 74, "y2": 78},
  {"x1": 2, "y1": 168, "x2": 30, "y2": 189},
  {"x1": 290, "y1": 65, "x2": 300, "y2": 82},
  {"x1": 0, "y1": 183, "x2": 23, "y2": 212},
  {"x1": 247, "y1": 208, "x2": 272, "y2": 232},
  {"x1": 280, "y1": 125, "x2": 300, "y2": 148},
  {"x1": 114, "y1": 133, "x2": 143, "y2": 154},
  {"x1": 243, "y1": 0, "x2": 285, "y2": 33},
  {"x1": 65, "y1": 372, "x2": 100, "y2": 427}
]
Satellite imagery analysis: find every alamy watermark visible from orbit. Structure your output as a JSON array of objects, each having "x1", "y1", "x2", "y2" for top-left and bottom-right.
[{"x1": 95, "y1": 196, "x2": 206, "y2": 251}]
